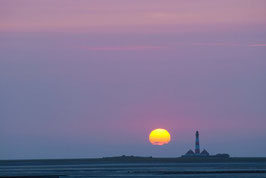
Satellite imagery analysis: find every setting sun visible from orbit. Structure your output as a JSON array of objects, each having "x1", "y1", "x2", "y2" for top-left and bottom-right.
[{"x1": 149, "y1": 128, "x2": 171, "y2": 146}]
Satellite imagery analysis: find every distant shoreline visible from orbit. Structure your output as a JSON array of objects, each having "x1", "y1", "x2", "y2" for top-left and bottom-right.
[{"x1": 1, "y1": 156, "x2": 266, "y2": 165}]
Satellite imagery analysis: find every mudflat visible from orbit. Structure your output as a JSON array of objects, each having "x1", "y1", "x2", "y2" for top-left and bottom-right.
[{"x1": 1, "y1": 157, "x2": 266, "y2": 177}]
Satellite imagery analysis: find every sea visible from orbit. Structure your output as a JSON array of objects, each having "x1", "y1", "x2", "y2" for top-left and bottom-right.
[{"x1": 1, "y1": 158, "x2": 266, "y2": 178}]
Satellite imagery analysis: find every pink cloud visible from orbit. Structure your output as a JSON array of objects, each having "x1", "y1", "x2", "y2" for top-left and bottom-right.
[
  {"x1": 75, "y1": 42, "x2": 266, "y2": 52},
  {"x1": 184, "y1": 42, "x2": 243, "y2": 47},
  {"x1": 79, "y1": 45, "x2": 165, "y2": 51},
  {"x1": 171, "y1": 42, "x2": 266, "y2": 48},
  {"x1": 248, "y1": 44, "x2": 266, "y2": 47},
  {"x1": 1, "y1": 0, "x2": 265, "y2": 33}
]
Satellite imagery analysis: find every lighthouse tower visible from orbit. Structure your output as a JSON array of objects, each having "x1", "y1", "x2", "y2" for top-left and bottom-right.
[{"x1": 195, "y1": 131, "x2": 200, "y2": 155}]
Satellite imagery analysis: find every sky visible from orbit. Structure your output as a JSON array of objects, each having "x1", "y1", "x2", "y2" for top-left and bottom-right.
[{"x1": 0, "y1": 0, "x2": 266, "y2": 160}]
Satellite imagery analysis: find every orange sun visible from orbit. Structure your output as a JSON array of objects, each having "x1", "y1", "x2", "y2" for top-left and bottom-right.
[{"x1": 149, "y1": 128, "x2": 171, "y2": 145}]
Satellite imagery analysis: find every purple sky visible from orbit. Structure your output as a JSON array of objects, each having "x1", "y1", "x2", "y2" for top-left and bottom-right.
[{"x1": 1, "y1": 0, "x2": 266, "y2": 159}]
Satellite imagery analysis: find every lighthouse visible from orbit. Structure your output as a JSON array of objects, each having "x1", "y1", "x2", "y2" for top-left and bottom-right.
[
  {"x1": 195, "y1": 131, "x2": 200, "y2": 155},
  {"x1": 183, "y1": 131, "x2": 229, "y2": 158}
]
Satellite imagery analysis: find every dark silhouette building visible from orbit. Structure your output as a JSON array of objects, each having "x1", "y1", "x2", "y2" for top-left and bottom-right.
[{"x1": 184, "y1": 149, "x2": 195, "y2": 156}]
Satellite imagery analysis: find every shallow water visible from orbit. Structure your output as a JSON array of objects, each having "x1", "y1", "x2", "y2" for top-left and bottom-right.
[{"x1": 1, "y1": 160, "x2": 266, "y2": 177}]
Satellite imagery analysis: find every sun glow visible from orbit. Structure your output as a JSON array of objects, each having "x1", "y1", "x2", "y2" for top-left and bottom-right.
[{"x1": 149, "y1": 128, "x2": 171, "y2": 146}]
